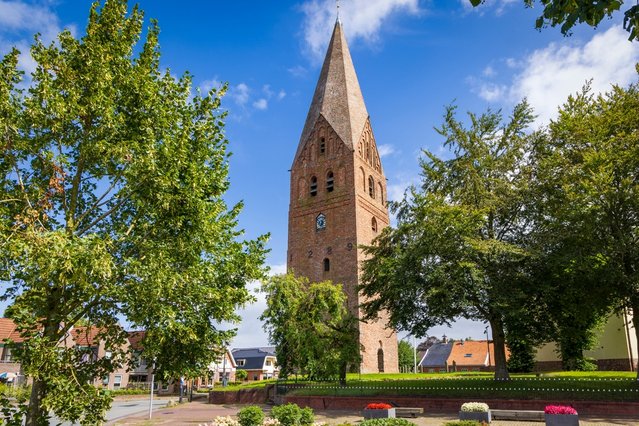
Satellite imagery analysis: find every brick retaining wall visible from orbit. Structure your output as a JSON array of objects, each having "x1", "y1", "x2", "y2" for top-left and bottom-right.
[
  {"x1": 283, "y1": 395, "x2": 639, "y2": 417},
  {"x1": 209, "y1": 387, "x2": 270, "y2": 404}
]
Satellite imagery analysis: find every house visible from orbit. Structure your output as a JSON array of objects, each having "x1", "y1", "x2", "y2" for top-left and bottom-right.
[
  {"x1": 448, "y1": 340, "x2": 508, "y2": 372},
  {"x1": 196, "y1": 349, "x2": 236, "y2": 388},
  {"x1": 418, "y1": 340, "x2": 453, "y2": 373},
  {"x1": 232, "y1": 347, "x2": 278, "y2": 381},
  {"x1": 0, "y1": 318, "x2": 23, "y2": 378}
]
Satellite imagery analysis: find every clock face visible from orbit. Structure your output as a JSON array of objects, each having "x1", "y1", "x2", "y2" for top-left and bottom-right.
[{"x1": 316, "y1": 213, "x2": 326, "y2": 230}]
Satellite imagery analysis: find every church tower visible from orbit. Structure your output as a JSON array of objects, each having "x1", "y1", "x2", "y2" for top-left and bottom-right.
[{"x1": 287, "y1": 20, "x2": 398, "y2": 373}]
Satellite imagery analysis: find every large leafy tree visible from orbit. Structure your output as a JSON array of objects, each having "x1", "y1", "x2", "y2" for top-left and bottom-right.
[
  {"x1": 397, "y1": 340, "x2": 415, "y2": 372},
  {"x1": 360, "y1": 102, "x2": 538, "y2": 379},
  {"x1": 534, "y1": 76, "x2": 639, "y2": 376},
  {"x1": 0, "y1": 1, "x2": 267, "y2": 424},
  {"x1": 469, "y1": 0, "x2": 639, "y2": 41},
  {"x1": 260, "y1": 274, "x2": 360, "y2": 383}
]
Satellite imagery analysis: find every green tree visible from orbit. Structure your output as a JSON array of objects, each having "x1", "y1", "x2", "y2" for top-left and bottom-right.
[
  {"x1": 360, "y1": 101, "x2": 538, "y2": 379},
  {"x1": 260, "y1": 274, "x2": 361, "y2": 383},
  {"x1": 533, "y1": 76, "x2": 639, "y2": 376},
  {"x1": 397, "y1": 340, "x2": 415, "y2": 372},
  {"x1": 0, "y1": 1, "x2": 267, "y2": 424},
  {"x1": 468, "y1": 0, "x2": 639, "y2": 41}
]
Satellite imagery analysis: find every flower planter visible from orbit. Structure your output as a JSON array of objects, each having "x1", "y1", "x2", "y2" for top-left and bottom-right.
[
  {"x1": 459, "y1": 411, "x2": 491, "y2": 423},
  {"x1": 363, "y1": 408, "x2": 396, "y2": 419},
  {"x1": 545, "y1": 413, "x2": 579, "y2": 426}
]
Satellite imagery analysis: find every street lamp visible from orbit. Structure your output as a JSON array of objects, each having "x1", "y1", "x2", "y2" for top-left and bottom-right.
[{"x1": 484, "y1": 326, "x2": 491, "y2": 367}]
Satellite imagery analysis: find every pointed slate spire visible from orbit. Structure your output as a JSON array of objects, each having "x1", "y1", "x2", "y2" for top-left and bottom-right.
[{"x1": 294, "y1": 20, "x2": 369, "y2": 161}]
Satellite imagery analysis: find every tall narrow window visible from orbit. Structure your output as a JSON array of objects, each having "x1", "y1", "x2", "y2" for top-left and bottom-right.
[
  {"x1": 326, "y1": 171, "x2": 334, "y2": 192},
  {"x1": 378, "y1": 182, "x2": 384, "y2": 204},
  {"x1": 323, "y1": 258, "x2": 330, "y2": 272},
  {"x1": 371, "y1": 217, "x2": 378, "y2": 233},
  {"x1": 368, "y1": 176, "x2": 375, "y2": 199},
  {"x1": 320, "y1": 137, "x2": 326, "y2": 154},
  {"x1": 310, "y1": 176, "x2": 318, "y2": 196}
]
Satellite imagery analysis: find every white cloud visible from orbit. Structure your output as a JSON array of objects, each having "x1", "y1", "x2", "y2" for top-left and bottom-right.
[
  {"x1": 460, "y1": 0, "x2": 516, "y2": 16},
  {"x1": 253, "y1": 98, "x2": 268, "y2": 110},
  {"x1": 482, "y1": 65, "x2": 496, "y2": 77},
  {"x1": 472, "y1": 26, "x2": 639, "y2": 126},
  {"x1": 288, "y1": 64, "x2": 308, "y2": 77},
  {"x1": 230, "y1": 83, "x2": 250, "y2": 106},
  {"x1": 230, "y1": 263, "x2": 287, "y2": 349},
  {"x1": 301, "y1": 0, "x2": 420, "y2": 59},
  {"x1": 200, "y1": 78, "x2": 223, "y2": 94},
  {"x1": 277, "y1": 90, "x2": 286, "y2": 100},
  {"x1": 377, "y1": 144, "x2": 395, "y2": 158},
  {"x1": 0, "y1": 1, "x2": 75, "y2": 77}
]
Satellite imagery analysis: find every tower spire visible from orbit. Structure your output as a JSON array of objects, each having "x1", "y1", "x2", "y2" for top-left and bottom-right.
[
  {"x1": 336, "y1": 0, "x2": 340, "y2": 22},
  {"x1": 294, "y1": 20, "x2": 369, "y2": 163}
]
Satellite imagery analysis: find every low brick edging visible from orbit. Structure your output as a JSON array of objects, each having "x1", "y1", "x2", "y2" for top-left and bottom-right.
[
  {"x1": 283, "y1": 395, "x2": 639, "y2": 417},
  {"x1": 208, "y1": 386, "x2": 272, "y2": 404}
]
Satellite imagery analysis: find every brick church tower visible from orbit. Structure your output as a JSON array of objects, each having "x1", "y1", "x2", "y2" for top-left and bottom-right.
[{"x1": 287, "y1": 20, "x2": 398, "y2": 373}]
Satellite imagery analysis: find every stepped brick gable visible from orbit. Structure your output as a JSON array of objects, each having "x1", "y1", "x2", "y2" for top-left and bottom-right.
[{"x1": 287, "y1": 20, "x2": 398, "y2": 373}]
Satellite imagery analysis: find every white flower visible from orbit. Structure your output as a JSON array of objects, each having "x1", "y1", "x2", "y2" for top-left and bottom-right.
[{"x1": 461, "y1": 402, "x2": 489, "y2": 412}]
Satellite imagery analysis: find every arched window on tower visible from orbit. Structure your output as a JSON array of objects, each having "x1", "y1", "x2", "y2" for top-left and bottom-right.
[
  {"x1": 320, "y1": 137, "x2": 326, "y2": 155},
  {"x1": 371, "y1": 217, "x2": 377, "y2": 233},
  {"x1": 368, "y1": 176, "x2": 375, "y2": 199},
  {"x1": 323, "y1": 258, "x2": 330, "y2": 272},
  {"x1": 310, "y1": 176, "x2": 318, "y2": 196},
  {"x1": 378, "y1": 182, "x2": 384, "y2": 205},
  {"x1": 360, "y1": 167, "x2": 366, "y2": 191},
  {"x1": 326, "y1": 171, "x2": 334, "y2": 192},
  {"x1": 377, "y1": 341, "x2": 384, "y2": 373}
]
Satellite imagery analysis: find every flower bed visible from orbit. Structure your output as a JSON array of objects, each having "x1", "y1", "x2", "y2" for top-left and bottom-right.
[
  {"x1": 364, "y1": 402, "x2": 396, "y2": 419},
  {"x1": 544, "y1": 405, "x2": 579, "y2": 426},
  {"x1": 459, "y1": 402, "x2": 490, "y2": 423}
]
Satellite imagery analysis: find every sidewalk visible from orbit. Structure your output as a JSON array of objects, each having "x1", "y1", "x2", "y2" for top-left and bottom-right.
[{"x1": 111, "y1": 401, "x2": 638, "y2": 426}]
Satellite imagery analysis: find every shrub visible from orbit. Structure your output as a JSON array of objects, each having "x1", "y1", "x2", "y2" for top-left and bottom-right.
[
  {"x1": 271, "y1": 403, "x2": 315, "y2": 426},
  {"x1": 442, "y1": 422, "x2": 483, "y2": 426},
  {"x1": 238, "y1": 406, "x2": 265, "y2": 426},
  {"x1": 544, "y1": 405, "x2": 578, "y2": 415},
  {"x1": 201, "y1": 415, "x2": 241, "y2": 426},
  {"x1": 299, "y1": 407, "x2": 314, "y2": 425},
  {"x1": 460, "y1": 402, "x2": 489, "y2": 413},
  {"x1": 236, "y1": 370, "x2": 248, "y2": 381},
  {"x1": 359, "y1": 419, "x2": 416, "y2": 426},
  {"x1": 365, "y1": 403, "x2": 393, "y2": 410}
]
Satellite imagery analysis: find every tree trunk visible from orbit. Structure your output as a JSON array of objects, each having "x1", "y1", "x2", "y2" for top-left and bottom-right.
[
  {"x1": 25, "y1": 378, "x2": 48, "y2": 426},
  {"x1": 630, "y1": 301, "x2": 639, "y2": 380},
  {"x1": 489, "y1": 317, "x2": 510, "y2": 380}
]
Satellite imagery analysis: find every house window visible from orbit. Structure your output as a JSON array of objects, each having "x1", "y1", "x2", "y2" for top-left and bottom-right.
[
  {"x1": 320, "y1": 137, "x2": 326, "y2": 154},
  {"x1": 326, "y1": 171, "x2": 334, "y2": 192},
  {"x1": 464, "y1": 354, "x2": 472, "y2": 358},
  {"x1": 237, "y1": 359, "x2": 245, "y2": 367},
  {"x1": 310, "y1": 176, "x2": 318, "y2": 196},
  {"x1": 368, "y1": 176, "x2": 375, "y2": 199},
  {"x1": 253, "y1": 375, "x2": 259, "y2": 381},
  {"x1": 371, "y1": 217, "x2": 377, "y2": 233},
  {"x1": 323, "y1": 258, "x2": 330, "y2": 272},
  {"x1": 265, "y1": 360, "x2": 272, "y2": 366},
  {"x1": 113, "y1": 375, "x2": 122, "y2": 390},
  {"x1": 461, "y1": 368, "x2": 468, "y2": 372}
]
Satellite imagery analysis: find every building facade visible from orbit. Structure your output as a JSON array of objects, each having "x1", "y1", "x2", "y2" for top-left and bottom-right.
[{"x1": 287, "y1": 20, "x2": 398, "y2": 373}]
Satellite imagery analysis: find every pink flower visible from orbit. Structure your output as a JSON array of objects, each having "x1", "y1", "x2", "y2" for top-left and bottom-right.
[{"x1": 544, "y1": 405, "x2": 578, "y2": 415}]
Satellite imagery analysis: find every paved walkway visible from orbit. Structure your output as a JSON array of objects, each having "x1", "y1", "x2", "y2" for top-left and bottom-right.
[{"x1": 111, "y1": 401, "x2": 638, "y2": 426}]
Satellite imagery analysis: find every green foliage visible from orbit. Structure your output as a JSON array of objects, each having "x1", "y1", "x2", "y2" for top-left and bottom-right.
[
  {"x1": 270, "y1": 403, "x2": 314, "y2": 426},
  {"x1": 442, "y1": 421, "x2": 482, "y2": 426},
  {"x1": 260, "y1": 274, "x2": 361, "y2": 382},
  {"x1": 397, "y1": 340, "x2": 414, "y2": 372},
  {"x1": 360, "y1": 101, "x2": 538, "y2": 379},
  {"x1": 237, "y1": 405, "x2": 265, "y2": 426},
  {"x1": 505, "y1": 338, "x2": 536, "y2": 373},
  {"x1": 0, "y1": 0, "x2": 267, "y2": 423},
  {"x1": 236, "y1": 369, "x2": 248, "y2": 381},
  {"x1": 359, "y1": 419, "x2": 416, "y2": 426},
  {"x1": 468, "y1": 0, "x2": 639, "y2": 41}
]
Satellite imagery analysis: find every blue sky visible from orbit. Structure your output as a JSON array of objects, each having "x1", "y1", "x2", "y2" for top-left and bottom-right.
[{"x1": 1, "y1": 0, "x2": 638, "y2": 348}]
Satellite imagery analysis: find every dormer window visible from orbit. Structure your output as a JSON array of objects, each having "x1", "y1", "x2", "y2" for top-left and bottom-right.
[
  {"x1": 320, "y1": 137, "x2": 326, "y2": 154},
  {"x1": 326, "y1": 171, "x2": 334, "y2": 192},
  {"x1": 368, "y1": 176, "x2": 375, "y2": 199},
  {"x1": 310, "y1": 176, "x2": 318, "y2": 196}
]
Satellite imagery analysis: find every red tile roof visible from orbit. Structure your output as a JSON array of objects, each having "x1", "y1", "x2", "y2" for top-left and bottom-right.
[
  {"x1": 71, "y1": 326, "x2": 101, "y2": 347},
  {"x1": 0, "y1": 318, "x2": 23, "y2": 343},
  {"x1": 127, "y1": 331, "x2": 146, "y2": 351},
  {"x1": 448, "y1": 340, "x2": 510, "y2": 367}
]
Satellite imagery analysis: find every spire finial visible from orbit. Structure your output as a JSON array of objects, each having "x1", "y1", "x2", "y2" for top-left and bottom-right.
[{"x1": 336, "y1": 0, "x2": 340, "y2": 22}]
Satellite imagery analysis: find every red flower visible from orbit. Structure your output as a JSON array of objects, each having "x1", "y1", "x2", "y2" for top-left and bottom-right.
[
  {"x1": 365, "y1": 403, "x2": 393, "y2": 410},
  {"x1": 544, "y1": 405, "x2": 578, "y2": 415}
]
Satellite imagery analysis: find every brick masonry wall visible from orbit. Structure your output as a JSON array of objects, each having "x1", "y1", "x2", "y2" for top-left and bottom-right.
[
  {"x1": 284, "y1": 395, "x2": 639, "y2": 417},
  {"x1": 288, "y1": 117, "x2": 398, "y2": 374}
]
